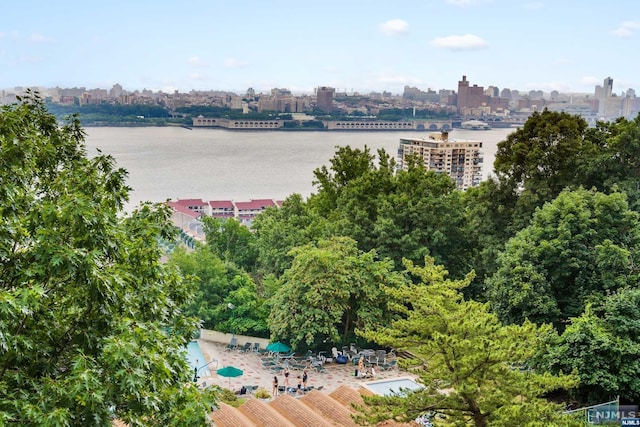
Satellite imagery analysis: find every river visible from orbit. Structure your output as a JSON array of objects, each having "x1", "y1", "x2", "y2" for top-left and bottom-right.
[{"x1": 83, "y1": 127, "x2": 516, "y2": 212}]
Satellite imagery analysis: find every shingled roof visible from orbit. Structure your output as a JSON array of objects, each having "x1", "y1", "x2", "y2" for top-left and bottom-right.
[{"x1": 211, "y1": 385, "x2": 419, "y2": 427}]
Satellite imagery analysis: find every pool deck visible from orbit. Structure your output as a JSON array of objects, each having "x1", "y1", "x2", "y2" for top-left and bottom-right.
[{"x1": 195, "y1": 339, "x2": 417, "y2": 394}]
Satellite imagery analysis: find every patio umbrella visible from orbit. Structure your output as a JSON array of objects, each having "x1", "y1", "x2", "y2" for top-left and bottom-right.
[
  {"x1": 266, "y1": 341, "x2": 291, "y2": 353},
  {"x1": 216, "y1": 365, "x2": 243, "y2": 388}
]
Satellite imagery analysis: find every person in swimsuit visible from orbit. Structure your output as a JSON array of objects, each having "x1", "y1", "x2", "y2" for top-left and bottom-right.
[{"x1": 283, "y1": 366, "x2": 290, "y2": 387}]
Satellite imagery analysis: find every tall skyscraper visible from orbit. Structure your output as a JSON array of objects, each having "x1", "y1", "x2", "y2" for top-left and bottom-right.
[
  {"x1": 316, "y1": 86, "x2": 335, "y2": 113},
  {"x1": 596, "y1": 77, "x2": 613, "y2": 116}
]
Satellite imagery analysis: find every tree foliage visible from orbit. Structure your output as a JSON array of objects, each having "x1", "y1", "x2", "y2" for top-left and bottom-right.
[
  {"x1": 356, "y1": 258, "x2": 580, "y2": 427},
  {"x1": 168, "y1": 245, "x2": 268, "y2": 336},
  {"x1": 268, "y1": 237, "x2": 400, "y2": 349},
  {"x1": 0, "y1": 94, "x2": 214, "y2": 426},
  {"x1": 535, "y1": 288, "x2": 640, "y2": 404},
  {"x1": 487, "y1": 188, "x2": 640, "y2": 328},
  {"x1": 202, "y1": 216, "x2": 257, "y2": 272},
  {"x1": 493, "y1": 110, "x2": 592, "y2": 228},
  {"x1": 251, "y1": 193, "x2": 329, "y2": 277}
]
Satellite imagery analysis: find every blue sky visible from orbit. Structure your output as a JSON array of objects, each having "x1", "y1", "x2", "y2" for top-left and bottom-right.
[{"x1": 1, "y1": 0, "x2": 639, "y2": 95}]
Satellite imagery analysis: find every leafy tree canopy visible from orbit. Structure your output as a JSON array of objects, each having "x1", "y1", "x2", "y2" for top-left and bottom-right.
[
  {"x1": 356, "y1": 258, "x2": 580, "y2": 427},
  {"x1": 251, "y1": 193, "x2": 329, "y2": 277},
  {"x1": 202, "y1": 216, "x2": 257, "y2": 272},
  {"x1": 487, "y1": 188, "x2": 640, "y2": 329},
  {"x1": 535, "y1": 287, "x2": 640, "y2": 404},
  {"x1": 0, "y1": 94, "x2": 214, "y2": 426},
  {"x1": 268, "y1": 237, "x2": 401, "y2": 350}
]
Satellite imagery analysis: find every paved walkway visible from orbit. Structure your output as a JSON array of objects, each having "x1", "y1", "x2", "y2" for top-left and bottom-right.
[{"x1": 196, "y1": 340, "x2": 412, "y2": 394}]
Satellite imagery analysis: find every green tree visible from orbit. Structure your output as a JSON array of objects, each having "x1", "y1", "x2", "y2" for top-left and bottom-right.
[
  {"x1": 581, "y1": 116, "x2": 640, "y2": 211},
  {"x1": 168, "y1": 246, "x2": 268, "y2": 336},
  {"x1": 493, "y1": 109, "x2": 592, "y2": 228},
  {"x1": 311, "y1": 145, "x2": 377, "y2": 215},
  {"x1": 268, "y1": 237, "x2": 400, "y2": 349},
  {"x1": 330, "y1": 149, "x2": 397, "y2": 254},
  {"x1": 251, "y1": 193, "x2": 329, "y2": 278},
  {"x1": 356, "y1": 258, "x2": 580, "y2": 427},
  {"x1": 202, "y1": 216, "x2": 257, "y2": 271},
  {"x1": 461, "y1": 177, "x2": 520, "y2": 296},
  {"x1": 535, "y1": 288, "x2": 640, "y2": 404},
  {"x1": 0, "y1": 95, "x2": 214, "y2": 426},
  {"x1": 371, "y1": 155, "x2": 470, "y2": 277},
  {"x1": 487, "y1": 189, "x2": 640, "y2": 328}
]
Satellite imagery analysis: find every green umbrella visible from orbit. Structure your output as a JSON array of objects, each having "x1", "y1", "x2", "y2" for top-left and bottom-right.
[
  {"x1": 216, "y1": 365, "x2": 243, "y2": 388},
  {"x1": 266, "y1": 341, "x2": 291, "y2": 353}
]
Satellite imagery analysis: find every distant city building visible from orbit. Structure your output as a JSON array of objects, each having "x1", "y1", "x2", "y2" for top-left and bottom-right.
[
  {"x1": 316, "y1": 86, "x2": 335, "y2": 113},
  {"x1": 403, "y1": 86, "x2": 440, "y2": 102},
  {"x1": 595, "y1": 77, "x2": 614, "y2": 116},
  {"x1": 396, "y1": 131, "x2": 483, "y2": 190},
  {"x1": 456, "y1": 75, "x2": 487, "y2": 114},
  {"x1": 110, "y1": 83, "x2": 123, "y2": 98}
]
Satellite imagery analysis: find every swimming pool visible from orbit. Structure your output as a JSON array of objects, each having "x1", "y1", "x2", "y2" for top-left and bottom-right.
[
  {"x1": 186, "y1": 341, "x2": 212, "y2": 377},
  {"x1": 362, "y1": 377, "x2": 423, "y2": 396}
]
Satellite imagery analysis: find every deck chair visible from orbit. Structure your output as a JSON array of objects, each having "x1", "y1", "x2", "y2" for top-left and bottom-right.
[
  {"x1": 251, "y1": 343, "x2": 261, "y2": 353},
  {"x1": 380, "y1": 359, "x2": 397, "y2": 371},
  {"x1": 225, "y1": 337, "x2": 237, "y2": 351},
  {"x1": 238, "y1": 342, "x2": 252, "y2": 352}
]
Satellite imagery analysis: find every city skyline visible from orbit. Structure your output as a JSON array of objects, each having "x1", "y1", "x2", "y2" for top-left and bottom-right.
[{"x1": 2, "y1": 1, "x2": 640, "y2": 95}]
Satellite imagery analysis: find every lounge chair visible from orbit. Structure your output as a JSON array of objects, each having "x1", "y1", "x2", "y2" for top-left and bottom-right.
[
  {"x1": 238, "y1": 342, "x2": 252, "y2": 352},
  {"x1": 380, "y1": 359, "x2": 397, "y2": 371},
  {"x1": 245, "y1": 385, "x2": 258, "y2": 393},
  {"x1": 252, "y1": 343, "x2": 261, "y2": 353},
  {"x1": 313, "y1": 363, "x2": 326, "y2": 373},
  {"x1": 225, "y1": 337, "x2": 237, "y2": 351}
]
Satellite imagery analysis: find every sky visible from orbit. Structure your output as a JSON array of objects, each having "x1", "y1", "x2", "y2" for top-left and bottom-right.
[{"x1": 2, "y1": 0, "x2": 640, "y2": 96}]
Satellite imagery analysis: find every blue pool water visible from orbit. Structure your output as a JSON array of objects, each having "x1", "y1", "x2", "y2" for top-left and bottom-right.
[
  {"x1": 363, "y1": 377, "x2": 423, "y2": 396},
  {"x1": 186, "y1": 341, "x2": 211, "y2": 377}
]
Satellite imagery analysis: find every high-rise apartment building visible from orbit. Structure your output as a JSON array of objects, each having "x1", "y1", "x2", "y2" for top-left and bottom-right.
[
  {"x1": 456, "y1": 75, "x2": 487, "y2": 113},
  {"x1": 316, "y1": 86, "x2": 335, "y2": 113},
  {"x1": 595, "y1": 77, "x2": 614, "y2": 116},
  {"x1": 396, "y1": 131, "x2": 483, "y2": 190}
]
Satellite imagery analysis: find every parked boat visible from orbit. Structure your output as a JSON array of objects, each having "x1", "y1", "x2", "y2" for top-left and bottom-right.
[{"x1": 461, "y1": 120, "x2": 491, "y2": 130}]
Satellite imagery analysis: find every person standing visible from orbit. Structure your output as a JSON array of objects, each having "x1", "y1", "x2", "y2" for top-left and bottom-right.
[
  {"x1": 357, "y1": 357, "x2": 364, "y2": 378},
  {"x1": 283, "y1": 366, "x2": 290, "y2": 388},
  {"x1": 302, "y1": 370, "x2": 308, "y2": 389},
  {"x1": 272, "y1": 375, "x2": 279, "y2": 397}
]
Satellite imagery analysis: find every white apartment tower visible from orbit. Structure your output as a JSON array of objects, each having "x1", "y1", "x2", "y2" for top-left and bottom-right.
[
  {"x1": 595, "y1": 77, "x2": 613, "y2": 116},
  {"x1": 397, "y1": 132, "x2": 483, "y2": 190}
]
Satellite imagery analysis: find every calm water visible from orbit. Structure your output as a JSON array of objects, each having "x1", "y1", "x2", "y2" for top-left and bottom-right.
[{"x1": 83, "y1": 127, "x2": 515, "y2": 212}]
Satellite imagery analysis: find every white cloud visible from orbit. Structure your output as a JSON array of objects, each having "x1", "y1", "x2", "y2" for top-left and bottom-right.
[
  {"x1": 524, "y1": 2, "x2": 544, "y2": 9},
  {"x1": 378, "y1": 19, "x2": 409, "y2": 36},
  {"x1": 446, "y1": 0, "x2": 493, "y2": 7},
  {"x1": 430, "y1": 34, "x2": 488, "y2": 50},
  {"x1": 29, "y1": 33, "x2": 54, "y2": 43},
  {"x1": 612, "y1": 21, "x2": 640, "y2": 37},
  {"x1": 223, "y1": 57, "x2": 248, "y2": 68}
]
